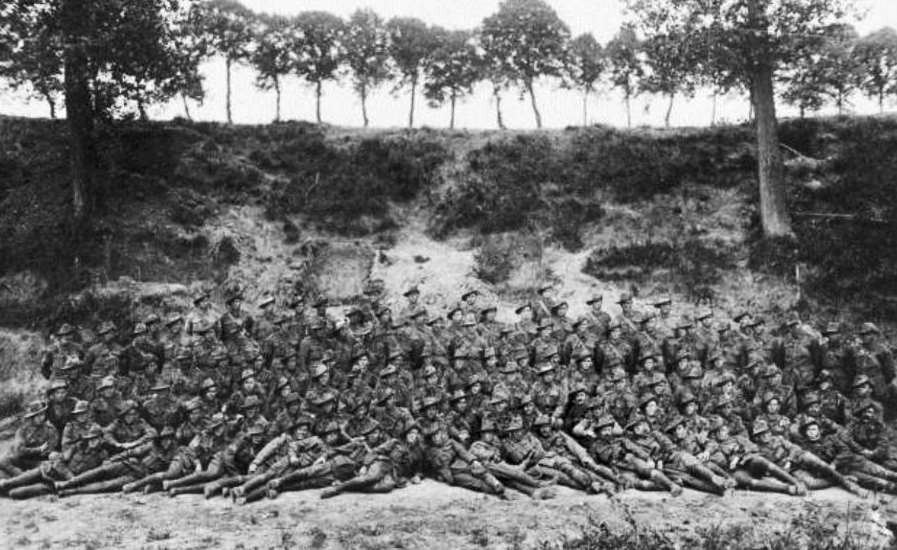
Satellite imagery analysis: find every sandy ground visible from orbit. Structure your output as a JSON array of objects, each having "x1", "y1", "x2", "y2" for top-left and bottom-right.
[{"x1": 1, "y1": 481, "x2": 893, "y2": 550}]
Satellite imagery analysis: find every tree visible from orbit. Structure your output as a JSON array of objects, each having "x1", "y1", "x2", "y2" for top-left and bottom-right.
[
  {"x1": 564, "y1": 33, "x2": 605, "y2": 126},
  {"x1": 477, "y1": 27, "x2": 512, "y2": 130},
  {"x1": 387, "y1": 17, "x2": 439, "y2": 128},
  {"x1": 343, "y1": 8, "x2": 392, "y2": 128},
  {"x1": 481, "y1": 0, "x2": 570, "y2": 129},
  {"x1": 198, "y1": 0, "x2": 253, "y2": 124},
  {"x1": 780, "y1": 24, "x2": 859, "y2": 117},
  {"x1": 423, "y1": 29, "x2": 481, "y2": 129},
  {"x1": 1, "y1": 0, "x2": 183, "y2": 222},
  {"x1": 167, "y1": 1, "x2": 212, "y2": 122},
  {"x1": 0, "y1": 16, "x2": 63, "y2": 119},
  {"x1": 640, "y1": 32, "x2": 696, "y2": 127},
  {"x1": 817, "y1": 24, "x2": 861, "y2": 115},
  {"x1": 293, "y1": 11, "x2": 344, "y2": 124},
  {"x1": 606, "y1": 24, "x2": 643, "y2": 129},
  {"x1": 626, "y1": 0, "x2": 858, "y2": 238},
  {"x1": 251, "y1": 14, "x2": 294, "y2": 122},
  {"x1": 854, "y1": 27, "x2": 897, "y2": 113}
]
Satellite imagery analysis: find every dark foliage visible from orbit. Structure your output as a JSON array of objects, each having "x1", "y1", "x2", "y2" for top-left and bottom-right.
[
  {"x1": 263, "y1": 129, "x2": 450, "y2": 235},
  {"x1": 473, "y1": 236, "x2": 519, "y2": 284},
  {"x1": 584, "y1": 239, "x2": 737, "y2": 303}
]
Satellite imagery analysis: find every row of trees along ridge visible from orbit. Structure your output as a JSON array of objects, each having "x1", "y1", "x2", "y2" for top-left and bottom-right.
[{"x1": 2, "y1": 0, "x2": 895, "y2": 237}]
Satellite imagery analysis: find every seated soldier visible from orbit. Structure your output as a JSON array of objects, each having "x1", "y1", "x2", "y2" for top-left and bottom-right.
[
  {"x1": 707, "y1": 415, "x2": 804, "y2": 495},
  {"x1": 616, "y1": 414, "x2": 683, "y2": 495},
  {"x1": 531, "y1": 414, "x2": 620, "y2": 493},
  {"x1": 751, "y1": 419, "x2": 866, "y2": 497},
  {"x1": 660, "y1": 415, "x2": 734, "y2": 495},
  {"x1": 0, "y1": 401, "x2": 60, "y2": 477},
  {"x1": 795, "y1": 416, "x2": 897, "y2": 494},
  {"x1": 61, "y1": 426, "x2": 178, "y2": 496}
]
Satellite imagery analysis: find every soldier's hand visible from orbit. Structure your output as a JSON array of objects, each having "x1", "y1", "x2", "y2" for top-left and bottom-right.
[
  {"x1": 39, "y1": 442, "x2": 50, "y2": 454},
  {"x1": 411, "y1": 474, "x2": 422, "y2": 484},
  {"x1": 248, "y1": 464, "x2": 258, "y2": 474},
  {"x1": 697, "y1": 451, "x2": 709, "y2": 462}
]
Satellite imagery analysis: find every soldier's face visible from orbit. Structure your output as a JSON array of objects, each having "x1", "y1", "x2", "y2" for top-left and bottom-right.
[
  {"x1": 644, "y1": 401, "x2": 658, "y2": 416},
  {"x1": 537, "y1": 425, "x2": 551, "y2": 437},
  {"x1": 715, "y1": 426, "x2": 729, "y2": 441},
  {"x1": 541, "y1": 372, "x2": 555, "y2": 383},
  {"x1": 659, "y1": 304, "x2": 671, "y2": 316},
  {"x1": 523, "y1": 403, "x2": 535, "y2": 415},
  {"x1": 633, "y1": 423, "x2": 648, "y2": 436},
  {"x1": 494, "y1": 400, "x2": 508, "y2": 413},
  {"x1": 519, "y1": 307, "x2": 533, "y2": 320},
  {"x1": 50, "y1": 388, "x2": 67, "y2": 402},
  {"x1": 863, "y1": 408, "x2": 876, "y2": 420},
  {"x1": 598, "y1": 426, "x2": 613, "y2": 438},
  {"x1": 294, "y1": 425, "x2": 310, "y2": 439},
  {"x1": 161, "y1": 437, "x2": 175, "y2": 450},
  {"x1": 590, "y1": 301, "x2": 602, "y2": 313},
  {"x1": 804, "y1": 425, "x2": 820, "y2": 441},
  {"x1": 88, "y1": 437, "x2": 101, "y2": 449},
  {"x1": 457, "y1": 429, "x2": 470, "y2": 443},
  {"x1": 189, "y1": 409, "x2": 201, "y2": 422},
  {"x1": 454, "y1": 398, "x2": 467, "y2": 411},
  {"x1": 610, "y1": 328, "x2": 621, "y2": 339},
  {"x1": 643, "y1": 359, "x2": 655, "y2": 372},
  {"x1": 406, "y1": 429, "x2": 420, "y2": 445},
  {"x1": 74, "y1": 411, "x2": 89, "y2": 424},
  {"x1": 674, "y1": 424, "x2": 687, "y2": 440},
  {"x1": 856, "y1": 384, "x2": 871, "y2": 397},
  {"x1": 125, "y1": 410, "x2": 139, "y2": 423},
  {"x1": 470, "y1": 383, "x2": 481, "y2": 395},
  {"x1": 767, "y1": 400, "x2": 780, "y2": 414},
  {"x1": 425, "y1": 407, "x2": 438, "y2": 419},
  {"x1": 31, "y1": 412, "x2": 46, "y2": 425},
  {"x1": 701, "y1": 318, "x2": 713, "y2": 328},
  {"x1": 580, "y1": 359, "x2": 593, "y2": 371},
  {"x1": 756, "y1": 431, "x2": 771, "y2": 444},
  {"x1": 684, "y1": 402, "x2": 697, "y2": 416},
  {"x1": 805, "y1": 403, "x2": 820, "y2": 416},
  {"x1": 574, "y1": 392, "x2": 587, "y2": 405}
]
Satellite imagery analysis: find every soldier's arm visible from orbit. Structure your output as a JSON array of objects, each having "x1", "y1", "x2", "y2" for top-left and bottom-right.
[
  {"x1": 572, "y1": 418, "x2": 596, "y2": 439},
  {"x1": 250, "y1": 434, "x2": 287, "y2": 471},
  {"x1": 620, "y1": 438, "x2": 650, "y2": 461},
  {"x1": 41, "y1": 351, "x2": 54, "y2": 379}
]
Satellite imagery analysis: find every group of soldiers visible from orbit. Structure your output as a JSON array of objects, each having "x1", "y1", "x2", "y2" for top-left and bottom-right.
[{"x1": 2, "y1": 279, "x2": 897, "y2": 504}]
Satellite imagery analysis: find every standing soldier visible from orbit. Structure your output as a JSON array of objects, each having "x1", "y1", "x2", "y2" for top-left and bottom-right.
[
  {"x1": 852, "y1": 322, "x2": 896, "y2": 406},
  {"x1": 41, "y1": 324, "x2": 83, "y2": 380},
  {"x1": 584, "y1": 294, "x2": 612, "y2": 341},
  {"x1": 533, "y1": 285, "x2": 557, "y2": 323},
  {"x1": 399, "y1": 286, "x2": 423, "y2": 324}
]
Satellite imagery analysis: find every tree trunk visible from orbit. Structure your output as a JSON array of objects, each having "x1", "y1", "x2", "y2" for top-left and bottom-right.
[
  {"x1": 182, "y1": 93, "x2": 193, "y2": 121},
  {"x1": 799, "y1": 105, "x2": 805, "y2": 119},
  {"x1": 274, "y1": 75, "x2": 281, "y2": 122},
  {"x1": 46, "y1": 94, "x2": 57, "y2": 120},
  {"x1": 710, "y1": 91, "x2": 717, "y2": 126},
  {"x1": 526, "y1": 79, "x2": 542, "y2": 129},
  {"x1": 664, "y1": 93, "x2": 675, "y2": 128},
  {"x1": 360, "y1": 83, "x2": 369, "y2": 128},
  {"x1": 880, "y1": 89, "x2": 885, "y2": 114},
  {"x1": 315, "y1": 80, "x2": 323, "y2": 124},
  {"x1": 582, "y1": 88, "x2": 588, "y2": 126},
  {"x1": 225, "y1": 57, "x2": 233, "y2": 124},
  {"x1": 408, "y1": 76, "x2": 417, "y2": 129},
  {"x1": 494, "y1": 85, "x2": 505, "y2": 130},
  {"x1": 449, "y1": 90, "x2": 456, "y2": 130},
  {"x1": 62, "y1": 0, "x2": 93, "y2": 225},
  {"x1": 752, "y1": 63, "x2": 793, "y2": 238},
  {"x1": 625, "y1": 92, "x2": 632, "y2": 128},
  {"x1": 137, "y1": 98, "x2": 148, "y2": 121}
]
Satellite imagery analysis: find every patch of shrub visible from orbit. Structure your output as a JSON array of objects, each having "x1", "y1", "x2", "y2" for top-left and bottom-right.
[
  {"x1": 264, "y1": 131, "x2": 450, "y2": 235},
  {"x1": 583, "y1": 239, "x2": 736, "y2": 302},
  {"x1": 473, "y1": 236, "x2": 520, "y2": 285}
]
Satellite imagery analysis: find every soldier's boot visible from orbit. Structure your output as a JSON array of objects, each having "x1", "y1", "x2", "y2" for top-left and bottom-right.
[
  {"x1": 169, "y1": 483, "x2": 205, "y2": 496},
  {"x1": 757, "y1": 458, "x2": 803, "y2": 488},
  {"x1": 842, "y1": 478, "x2": 870, "y2": 498},
  {"x1": 9, "y1": 483, "x2": 54, "y2": 499},
  {"x1": 204, "y1": 481, "x2": 224, "y2": 499},
  {"x1": 243, "y1": 487, "x2": 268, "y2": 504},
  {"x1": 849, "y1": 472, "x2": 894, "y2": 493},
  {"x1": 677, "y1": 472, "x2": 726, "y2": 496},
  {"x1": 0, "y1": 469, "x2": 42, "y2": 494},
  {"x1": 66, "y1": 475, "x2": 132, "y2": 495},
  {"x1": 649, "y1": 470, "x2": 682, "y2": 496},
  {"x1": 733, "y1": 472, "x2": 794, "y2": 495}
]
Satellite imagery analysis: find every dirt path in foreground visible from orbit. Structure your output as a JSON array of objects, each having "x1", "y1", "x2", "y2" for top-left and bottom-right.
[{"x1": 1, "y1": 481, "x2": 893, "y2": 550}]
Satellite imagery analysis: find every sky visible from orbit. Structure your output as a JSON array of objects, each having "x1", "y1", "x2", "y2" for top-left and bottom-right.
[{"x1": 1, "y1": 0, "x2": 897, "y2": 129}]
